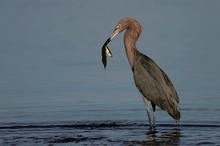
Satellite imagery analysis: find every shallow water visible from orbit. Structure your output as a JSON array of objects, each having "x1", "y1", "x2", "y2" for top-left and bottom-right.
[
  {"x1": 1, "y1": 121, "x2": 220, "y2": 145},
  {"x1": 1, "y1": 1, "x2": 220, "y2": 145}
]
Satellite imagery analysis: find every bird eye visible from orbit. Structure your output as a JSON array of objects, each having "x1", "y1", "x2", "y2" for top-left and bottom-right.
[{"x1": 115, "y1": 24, "x2": 121, "y2": 30}]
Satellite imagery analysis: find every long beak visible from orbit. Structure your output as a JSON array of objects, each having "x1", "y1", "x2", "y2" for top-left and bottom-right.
[
  {"x1": 103, "y1": 30, "x2": 120, "y2": 46},
  {"x1": 109, "y1": 29, "x2": 120, "y2": 41}
]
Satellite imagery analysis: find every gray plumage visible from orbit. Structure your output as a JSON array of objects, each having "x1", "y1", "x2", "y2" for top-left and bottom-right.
[{"x1": 134, "y1": 50, "x2": 180, "y2": 120}]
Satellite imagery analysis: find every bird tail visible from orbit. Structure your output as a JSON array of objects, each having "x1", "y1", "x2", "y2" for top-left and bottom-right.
[{"x1": 166, "y1": 98, "x2": 181, "y2": 121}]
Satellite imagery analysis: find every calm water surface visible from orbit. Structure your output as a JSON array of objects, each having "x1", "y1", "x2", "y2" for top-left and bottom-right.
[{"x1": 0, "y1": 1, "x2": 220, "y2": 145}]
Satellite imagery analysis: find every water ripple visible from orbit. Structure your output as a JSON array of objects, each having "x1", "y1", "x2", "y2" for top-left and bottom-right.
[{"x1": 1, "y1": 121, "x2": 219, "y2": 146}]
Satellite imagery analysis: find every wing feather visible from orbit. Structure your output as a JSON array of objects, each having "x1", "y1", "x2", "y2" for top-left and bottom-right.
[{"x1": 133, "y1": 50, "x2": 180, "y2": 120}]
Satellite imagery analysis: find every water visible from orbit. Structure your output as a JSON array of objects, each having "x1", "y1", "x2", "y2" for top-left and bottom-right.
[
  {"x1": 1, "y1": 122, "x2": 220, "y2": 145},
  {"x1": 0, "y1": 1, "x2": 220, "y2": 145}
]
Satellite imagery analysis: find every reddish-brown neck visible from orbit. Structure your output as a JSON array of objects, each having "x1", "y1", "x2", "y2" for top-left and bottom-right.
[
  {"x1": 124, "y1": 30, "x2": 136, "y2": 68},
  {"x1": 123, "y1": 20, "x2": 142, "y2": 68}
]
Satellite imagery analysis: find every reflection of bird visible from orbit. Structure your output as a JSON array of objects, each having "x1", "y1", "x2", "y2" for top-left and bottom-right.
[{"x1": 102, "y1": 18, "x2": 180, "y2": 127}]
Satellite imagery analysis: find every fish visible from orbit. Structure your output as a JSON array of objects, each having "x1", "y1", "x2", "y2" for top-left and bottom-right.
[
  {"x1": 105, "y1": 46, "x2": 113, "y2": 57},
  {"x1": 102, "y1": 45, "x2": 113, "y2": 68}
]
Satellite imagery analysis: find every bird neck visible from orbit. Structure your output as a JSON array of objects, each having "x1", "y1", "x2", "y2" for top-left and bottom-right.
[{"x1": 124, "y1": 29, "x2": 138, "y2": 69}]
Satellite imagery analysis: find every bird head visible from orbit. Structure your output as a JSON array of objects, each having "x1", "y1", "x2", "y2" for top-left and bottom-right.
[
  {"x1": 103, "y1": 19, "x2": 128, "y2": 46},
  {"x1": 101, "y1": 18, "x2": 141, "y2": 68}
]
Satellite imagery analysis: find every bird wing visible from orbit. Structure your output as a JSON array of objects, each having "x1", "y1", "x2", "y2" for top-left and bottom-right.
[{"x1": 133, "y1": 51, "x2": 180, "y2": 119}]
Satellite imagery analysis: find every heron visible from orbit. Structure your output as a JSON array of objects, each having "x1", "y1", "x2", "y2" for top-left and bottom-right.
[{"x1": 101, "y1": 18, "x2": 180, "y2": 127}]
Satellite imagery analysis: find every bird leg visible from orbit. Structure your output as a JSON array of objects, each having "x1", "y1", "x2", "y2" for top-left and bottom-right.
[
  {"x1": 141, "y1": 96, "x2": 153, "y2": 127},
  {"x1": 146, "y1": 107, "x2": 153, "y2": 128},
  {"x1": 153, "y1": 112, "x2": 156, "y2": 127},
  {"x1": 151, "y1": 102, "x2": 156, "y2": 127}
]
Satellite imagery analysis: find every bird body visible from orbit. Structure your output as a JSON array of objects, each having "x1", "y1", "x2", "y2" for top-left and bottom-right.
[
  {"x1": 102, "y1": 18, "x2": 180, "y2": 127},
  {"x1": 133, "y1": 50, "x2": 180, "y2": 120}
]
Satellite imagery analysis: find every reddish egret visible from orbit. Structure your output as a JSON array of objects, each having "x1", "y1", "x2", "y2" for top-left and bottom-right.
[{"x1": 102, "y1": 18, "x2": 180, "y2": 127}]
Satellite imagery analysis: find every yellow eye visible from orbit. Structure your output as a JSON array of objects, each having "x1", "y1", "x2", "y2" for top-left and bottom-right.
[{"x1": 115, "y1": 24, "x2": 121, "y2": 30}]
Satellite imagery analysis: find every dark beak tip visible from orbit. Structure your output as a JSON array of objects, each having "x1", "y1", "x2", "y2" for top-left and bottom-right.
[{"x1": 104, "y1": 38, "x2": 111, "y2": 46}]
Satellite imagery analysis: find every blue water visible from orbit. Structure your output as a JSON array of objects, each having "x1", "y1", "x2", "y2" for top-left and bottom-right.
[{"x1": 0, "y1": 1, "x2": 220, "y2": 145}]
